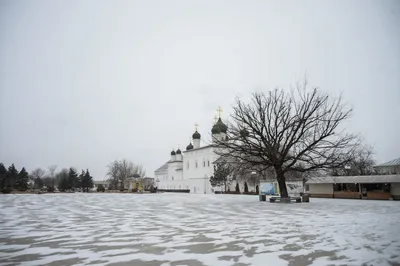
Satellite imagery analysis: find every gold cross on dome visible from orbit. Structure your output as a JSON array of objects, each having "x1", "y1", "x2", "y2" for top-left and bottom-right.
[
  {"x1": 217, "y1": 106, "x2": 223, "y2": 117},
  {"x1": 195, "y1": 123, "x2": 199, "y2": 131}
]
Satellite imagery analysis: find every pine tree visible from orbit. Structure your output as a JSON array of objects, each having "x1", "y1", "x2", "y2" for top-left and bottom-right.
[
  {"x1": 235, "y1": 182, "x2": 240, "y2": 193},
  {"x1": 16, "y1": 167, "x2": 29, "y2": 191},
  {"x1": 58, "y1": 177, "x2": 69, "y2": 192},
  {"x1": 0, "y1": 163, "x2": 9, "y2": 193},
  {"x1": 82, "y1": 169, "x2": 93, "y2": 192},
  {"x1": 78, "y1": 170, "x2": 85, "y2": 191},
  {"x1": 8, "y1": 164, "x2": 18, "y2": 190},
  {"x1": 68, "y1": 168, "x2": 78, "y2": 191},
  {"x1": 0, "y1": 163, "x2": 7, "y2": 179},
  {"x1": 209, "y1": 161, "x2": 232, "y2": 193}
]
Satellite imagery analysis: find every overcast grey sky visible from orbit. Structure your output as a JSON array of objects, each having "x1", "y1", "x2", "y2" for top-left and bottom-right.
[{"x1": 0, "y1": 0, "x2": 399, "y2": 180}]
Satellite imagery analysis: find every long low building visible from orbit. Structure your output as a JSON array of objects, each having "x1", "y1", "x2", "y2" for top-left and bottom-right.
[{"x1": 306, "y1": 175, "x2": 400, "y2": 200}]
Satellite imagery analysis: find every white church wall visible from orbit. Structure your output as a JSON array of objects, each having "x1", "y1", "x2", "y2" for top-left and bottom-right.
[{"x1": 182, "y1": 146, "x2": 218, "y2": 194}]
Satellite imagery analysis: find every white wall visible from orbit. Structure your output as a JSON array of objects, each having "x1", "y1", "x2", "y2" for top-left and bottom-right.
[
  {"x1": 182, "y1": 146, "x2": 218, "y2": 194},
  {"x1": 183, "y1": 147, "x2": 216, "y2": 180},
  {"x1": 308, "y1": 183, "x2": 333, "y2": 194}
]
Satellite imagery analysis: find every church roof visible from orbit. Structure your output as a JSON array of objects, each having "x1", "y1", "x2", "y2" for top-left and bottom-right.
[
  {"x1": 155, "y1": 162, "x2": 168, "y2": 173},
  {"x1": 183, "y1": 144, "x2": 215, "y2": 153}
]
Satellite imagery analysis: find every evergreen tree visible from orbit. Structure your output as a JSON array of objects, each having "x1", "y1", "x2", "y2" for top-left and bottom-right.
[
  {"x1": 235, "y1": 182, "x2": 240, "y2": 193},
  {"x1": 78, "y1": 170, "x2": 85, "y2": 191},
  {"x1": 0, "y1": 163, "x2": 7, "y2": 179},
  {"x1": 58, "y1": 177, "x2": 69, "y2": 192},
  {"x1": 209, "y1": 161, "x2": 232, "y2": 193},
  {"x1": 55, "y1": 169, "x2": 69, "y2": 188},
  {"x1": 68, "y1": 168, "x2": 78, "y2": 191},
  {"x1": 8, "y1": 164, "x2": 18, "y2": 190},
  {"x1": 244, "y1": 182, "x2": 249, "y2": 193},
  {"x1": 0, "y1": 163, "x2": 10, "y2": 193},
  {"x1": 82, "y1": 169, "x2": 94, "y2": 192},
  {"x1": 16, "y1": 167, "x2": 29, "y2": 191}
]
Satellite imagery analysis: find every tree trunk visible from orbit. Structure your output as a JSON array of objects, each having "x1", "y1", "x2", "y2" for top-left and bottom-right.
[{"x1": 275, "y1": 169, "x2": 289, "y2": 198}]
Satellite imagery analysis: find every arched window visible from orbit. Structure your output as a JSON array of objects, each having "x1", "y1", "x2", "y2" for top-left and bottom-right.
[
  {"x1": 172, "y1": 176, "x2": 174, "y2": 180},
  {"x1": 196, "y1": 161, "x2": 198, "y2": 168}
]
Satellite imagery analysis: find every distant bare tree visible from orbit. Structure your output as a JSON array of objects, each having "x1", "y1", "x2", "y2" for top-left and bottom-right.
[
  {"x1": 30, "y1": 168, "x2": 46, "y2": 189},
  {"x1": 48, "y1": 165, "x2": 57, "y2": 179},
  {"x1": 117, "y1": 159, "x2": 132, "y2": 190},
  {"x1": 331, "y1": 141, "x2": 375, "y2": 176},
  {"x1": 107, "y1": 160, "x2": 120, "y2": 190},
  {"x1": 107, "y1": 160, "x2": 146, "y2": 190},
  {"x1": 215, "y1": 81, "x2": 358, "y2": 198},
  {"x1": 132, "y1": 164, "x2": 146, "y2": 178}
]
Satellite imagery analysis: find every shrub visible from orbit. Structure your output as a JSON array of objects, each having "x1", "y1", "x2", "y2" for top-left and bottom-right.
[
  {"x1": 1, "y1": 188, "x2": 12, "y2": 194},
  {"x1": 97, "y1": 184, "x2": 105, "y2": 192}
]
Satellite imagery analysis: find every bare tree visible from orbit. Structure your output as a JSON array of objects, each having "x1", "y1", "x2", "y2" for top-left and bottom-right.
[
  {"x1": 107, "y1": 160, "x2": 120, "y2": 190},
  {"x1": 107, "y1": 160, "x2": 146, "y2": 190},
  {"x1": 117, "y1": 159, "x2": 132, "y2": 190},
  {"x1": 132, "y1": 164, "x2": 146, "y2": 178},
  {"x1": 215, "y1": 82, "x2": 358, "y2": 198},
  {"x1": 30, "y1": 168, "x2": 46, "y2": 190},
  {"x1": 48, "y1": 165, "x2": 57, "y2": 179},
  {"x1": 331, "y1": 141, "x2": 375, "y2": 176},
  {"x1": 31, "y1": 168, "x2": 46, "y2": 179}
]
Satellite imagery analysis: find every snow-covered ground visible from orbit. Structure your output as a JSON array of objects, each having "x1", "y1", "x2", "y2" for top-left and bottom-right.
[{"x1": 0, "y1": 194, "x2": 399, "y2": 266}]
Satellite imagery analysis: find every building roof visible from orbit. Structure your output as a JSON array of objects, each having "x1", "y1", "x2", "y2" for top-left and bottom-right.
[
  {"x1": 183, "y1": 144, "x2": 214, "y2": 153},
  {"x1": 306, "y1": 175, "x2": 400, "y2": 184},
  {"x1": 375, "y1": 157, "x2": 400, "y2": 167},
  {"x1": 155, "y1": 162, "x2": 168, "y2": 173}
]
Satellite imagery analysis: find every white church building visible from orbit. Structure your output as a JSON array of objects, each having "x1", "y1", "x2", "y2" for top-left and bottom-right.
[{"x1": 154, "y1": 113, "x2": 228, "y2": 194}]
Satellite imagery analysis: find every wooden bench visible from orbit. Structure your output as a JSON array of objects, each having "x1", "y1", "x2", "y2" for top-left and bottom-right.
[{"x1": 270, "y1": 196, "x2": 302, "y2": 203}]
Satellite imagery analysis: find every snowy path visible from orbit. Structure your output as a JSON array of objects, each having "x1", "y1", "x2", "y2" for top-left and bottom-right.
[{"x1": 0, "y1": 193, "x2": 399, "y2": 266}]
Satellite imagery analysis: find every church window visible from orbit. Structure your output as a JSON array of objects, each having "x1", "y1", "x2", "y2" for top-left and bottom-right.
[
  {"x1": 187, "y1": 162, "x2": 189, "y2": 169},
  {"x1": 208, "y1": 161, "x2": 210, "y2": 167},
  {"x1": 172, "y1": 176, "x2": 174, "y2": 180},
  {"x1": 196, "y1": 161, "x2": 198, "y2": 168},
  {"x1": 203, "y1": 161, "x2": 205, "y2": 167}
]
